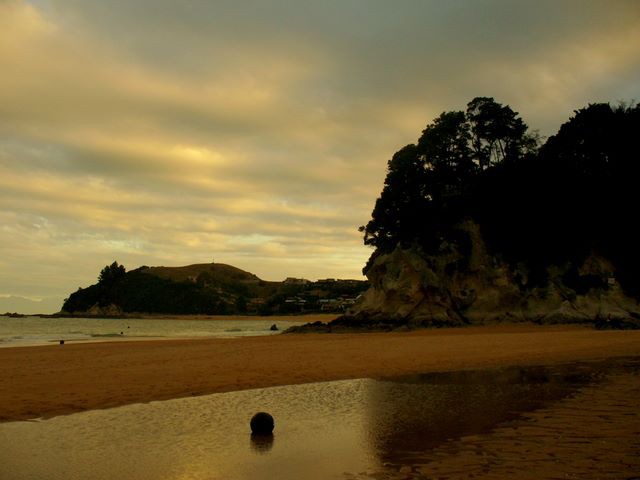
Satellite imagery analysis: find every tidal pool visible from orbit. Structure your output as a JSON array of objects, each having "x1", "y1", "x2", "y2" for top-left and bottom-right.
[{"x1": 0, "y1": 360, "x2": 636, "y2": 480}]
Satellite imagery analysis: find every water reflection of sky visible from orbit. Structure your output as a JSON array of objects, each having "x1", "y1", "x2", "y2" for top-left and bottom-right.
[{"x1": 0, "y1": 362, "x2": 624, "y2": 480}]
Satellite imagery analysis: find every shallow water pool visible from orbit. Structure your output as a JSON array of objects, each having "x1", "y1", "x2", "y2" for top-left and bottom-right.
[{"x1": 0, "y1": 360, "x2": 637, "y2": 479}]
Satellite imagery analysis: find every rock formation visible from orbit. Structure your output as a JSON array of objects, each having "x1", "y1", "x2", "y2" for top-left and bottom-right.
[{"x1": 339, "y1": 221, "x2": 640, "y2": 329}]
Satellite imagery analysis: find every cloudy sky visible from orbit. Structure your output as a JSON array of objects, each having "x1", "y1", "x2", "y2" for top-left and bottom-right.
[{"x1": 1, "y1": 0, "x2": 639, "y2": 313}]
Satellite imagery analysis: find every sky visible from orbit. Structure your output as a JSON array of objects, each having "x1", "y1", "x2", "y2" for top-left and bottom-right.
[{"x1": 1, "y1": 0, "x2": 639, "y2": 313}]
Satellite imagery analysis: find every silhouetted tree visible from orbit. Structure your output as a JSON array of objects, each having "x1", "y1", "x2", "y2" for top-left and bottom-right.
[
  {"x1": 361, "y1": 97, "x2": 535, "y2": 261},
  {"x1": 467, "y1": 97, "x2": 535, "y2": 170},
  {"x1": 98, "y1": 261, "x2": 126, "y2": 286},
  {"x1": 360, "y1": 144, "x2": 425, "y2": 251},
  {"x1": 466, "y1": 97, "x2": 535, "y2": 169},
  {"x1": 417, "y1": 110, "x2": 475, "y2": 200}
]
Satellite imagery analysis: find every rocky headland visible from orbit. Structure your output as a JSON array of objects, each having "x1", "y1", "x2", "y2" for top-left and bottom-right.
[
  {"x1": 288, "y1": 99, "x2": 640, "y2": 332},
  {"x1": 287, "y1": 222, "x2": 640, "y2": 333}
]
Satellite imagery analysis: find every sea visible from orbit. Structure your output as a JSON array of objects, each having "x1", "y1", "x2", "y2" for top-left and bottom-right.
[{"x1": 0, "y1": 316, "x2": 306, "y2": 348}]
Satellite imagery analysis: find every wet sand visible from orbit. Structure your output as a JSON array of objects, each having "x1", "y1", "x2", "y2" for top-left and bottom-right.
[
  {"x1": 423, "y1": 371, "x2": 640, "y2": 479},
  {"x1": 0, "y1": 324, "x2": 639, "y2": 422},
  {"x1": 352, "y1": 364, "x2": 640, "y2": 480}
]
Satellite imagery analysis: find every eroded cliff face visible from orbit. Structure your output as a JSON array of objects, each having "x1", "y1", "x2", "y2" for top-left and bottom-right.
[
  {"x1": 79, "y1": 303, "x2": 124, "y2": 317},
  {"x1": 344, "y1": 221, "x2": 640, "y2": 328}
]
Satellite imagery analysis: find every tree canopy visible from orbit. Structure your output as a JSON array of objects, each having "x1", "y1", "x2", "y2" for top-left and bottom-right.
[
  {"x1": 361, "y1": 98, "x2": 640, "y2": 297},
  {"x1": 98, "y1": 261, "x2": 126, "y2": 286},
  {"x1": 361, "y1": 97, "x2": 534, "y2": 253}
]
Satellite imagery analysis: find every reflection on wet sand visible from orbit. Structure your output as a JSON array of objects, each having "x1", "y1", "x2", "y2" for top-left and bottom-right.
[
  {"x1": 361, "y1": 359, "x2": 640, "y2": 479},
  {"x1": 250, "y1": 434, "x2": 274, "y2": 454},
  {"x1": 365, "y1": 363, "x2": 600, "y2": 464}
]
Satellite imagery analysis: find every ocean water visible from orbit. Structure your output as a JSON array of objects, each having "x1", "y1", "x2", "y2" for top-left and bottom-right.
[
  {"x1": 0, "y1": 316, "x2": 305, "y2": 347},
  {"x1": 1, "y1": 362, "x2": 632, "y2": 480}
]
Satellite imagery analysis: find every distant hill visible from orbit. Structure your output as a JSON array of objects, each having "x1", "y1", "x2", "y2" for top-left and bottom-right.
[
  {"x1": 143, "y1": 263, "x2": 261, "y2": 283},
  {"x1": 61, "y1": 262, "x2": 368, "y2": 316}
]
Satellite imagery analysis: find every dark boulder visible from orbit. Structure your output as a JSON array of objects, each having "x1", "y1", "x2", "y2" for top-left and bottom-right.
[{"x1": 250, "y1": 412, "x2": 275, "y2": 434}]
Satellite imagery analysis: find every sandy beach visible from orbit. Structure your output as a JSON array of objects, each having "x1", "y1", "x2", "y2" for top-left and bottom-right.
[{"x1": 1, "y1": 323, "x2": 639, "y2": 422}]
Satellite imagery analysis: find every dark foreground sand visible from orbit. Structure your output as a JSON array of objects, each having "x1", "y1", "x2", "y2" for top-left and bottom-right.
[
  {"x1": 355, "y1": 363, "x2": 640, "y2": 480},
  {"x1": 1, "y1": 324, "x2": 639, "y2": 423}
]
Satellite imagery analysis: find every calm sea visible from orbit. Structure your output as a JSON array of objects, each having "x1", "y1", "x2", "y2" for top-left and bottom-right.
[{"x1": 0, "y1": 316, "x2": 305, "y2": 348}]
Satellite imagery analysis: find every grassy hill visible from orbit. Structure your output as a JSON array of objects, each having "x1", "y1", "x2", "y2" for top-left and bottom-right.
[{"x1": 143, "y1": 263, "x2": 260, "y2": 283}]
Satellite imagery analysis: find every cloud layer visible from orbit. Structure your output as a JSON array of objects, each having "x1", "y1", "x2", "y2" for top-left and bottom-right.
[{"x1": 1, "y1": 0, "x2": 639, "y2": 312}]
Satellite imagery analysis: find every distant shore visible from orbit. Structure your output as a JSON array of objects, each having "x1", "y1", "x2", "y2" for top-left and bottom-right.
[{"x1": 1, "y1": 323, "x2": 639, "y2": 422}]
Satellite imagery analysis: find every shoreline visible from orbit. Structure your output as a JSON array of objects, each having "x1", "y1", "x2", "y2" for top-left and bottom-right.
[
  {"x1": 0, "y1": 314, "x2": 330, "y2": 349},
  {"x1": 1, "y1": 313, "x2": 339, "y2": 322},
  {"x1": 1, "y1": 323, "x2": 639, "y2": 422}
]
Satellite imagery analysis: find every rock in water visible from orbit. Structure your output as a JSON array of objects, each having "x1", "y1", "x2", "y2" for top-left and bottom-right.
[
  {"x1": 250, "y1": 412, "x2": 275, "y2": 434},
  {"x1": 270, "y1": 323, "x2": 278, "y2": 331}
]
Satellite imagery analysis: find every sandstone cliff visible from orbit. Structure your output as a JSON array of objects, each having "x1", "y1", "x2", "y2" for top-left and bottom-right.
[{"x1": 340, "y1": 221, "x2": 640, "y2": 329}]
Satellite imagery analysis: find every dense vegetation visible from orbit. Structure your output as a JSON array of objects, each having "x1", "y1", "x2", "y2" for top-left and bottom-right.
[
  {"x1": 62, "y1": 262, "x2": 368, "y2": 315},
  {"x1": 361, "y1": 98, "x2": 640, "y2": 297},
  {"x1": 63, "y1": 263, "x2": 227, "y2": 314}
]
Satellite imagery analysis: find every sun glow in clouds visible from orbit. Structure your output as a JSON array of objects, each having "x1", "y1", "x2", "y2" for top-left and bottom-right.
[{"x1": 1, "y1": 0, "x2": 639, "y2": 312}]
